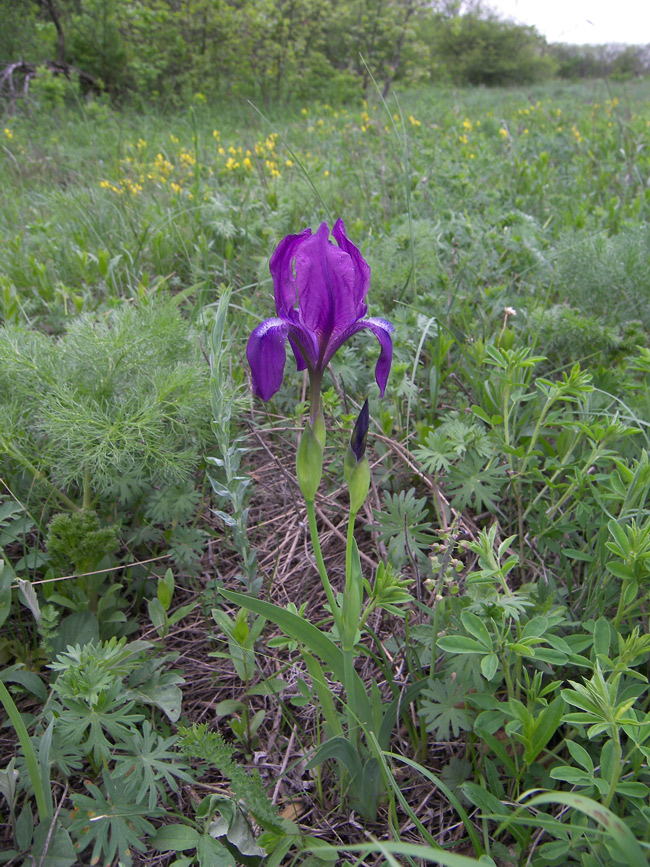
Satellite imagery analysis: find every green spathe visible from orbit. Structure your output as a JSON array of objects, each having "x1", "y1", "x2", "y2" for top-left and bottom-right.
[
  {"x1": 296, "y1": 419, "x2": 324, "y2": 503},
  {"x1": 345, "y1": 454, "x2": 370, "y2": 515}
]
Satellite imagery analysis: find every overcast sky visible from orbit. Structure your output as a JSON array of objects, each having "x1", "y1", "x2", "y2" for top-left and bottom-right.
[{"x1": 487, "y1": 0, "x2": 650, "y2": 45}]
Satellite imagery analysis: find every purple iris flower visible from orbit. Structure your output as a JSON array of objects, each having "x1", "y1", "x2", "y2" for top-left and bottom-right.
[{"x1": 246, "y1": 220, "x2": 393, "y2": 407}]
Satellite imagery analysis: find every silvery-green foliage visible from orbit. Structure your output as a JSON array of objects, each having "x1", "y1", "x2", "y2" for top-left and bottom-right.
[
  {"x1": 207, "y1": 288, "x2": 260, "y2": 593},
  {"x1": 0, "y1": 298, "x2": 212, "y2": 503}
]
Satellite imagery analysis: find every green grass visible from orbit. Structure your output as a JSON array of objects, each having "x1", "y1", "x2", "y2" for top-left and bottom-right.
[{"x1": 2, "y1": 76, "x2": 650, "y2": 866}]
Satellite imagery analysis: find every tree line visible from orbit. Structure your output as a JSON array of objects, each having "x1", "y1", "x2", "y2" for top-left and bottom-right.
[{"x1": 1, "y1": 0, "x2": 648, "y2": 106}]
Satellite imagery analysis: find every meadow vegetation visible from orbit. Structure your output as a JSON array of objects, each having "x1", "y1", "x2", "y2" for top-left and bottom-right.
[{"x1": 1, "y1": 70, "x2": 650, "y2": 866}]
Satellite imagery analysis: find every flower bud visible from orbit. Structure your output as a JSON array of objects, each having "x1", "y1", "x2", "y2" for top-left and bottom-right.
[
  {"x1": 345, "y1": 399, "x2": 370, "y2": 513},
  {"x1": 296, "y1": 419, "x2": 323, "y2": 503}
]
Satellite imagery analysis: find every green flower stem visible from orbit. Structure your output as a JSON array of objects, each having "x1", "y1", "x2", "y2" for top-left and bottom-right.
[
  {"x1": 343, "y1": 646, "x2": 358, "y2": 752},
  {"x1": 344, "y1": 509, "x2": 361, "y2": 750},
  {"x1": 0, "y1": 680, "x2": 50, "y2": 821},
  {"x1": 305, "y1": 500, "x2": 341, "y2": 635},
  {"x1": 345, "y1": 510, "x2": 356, "y2": 597}
]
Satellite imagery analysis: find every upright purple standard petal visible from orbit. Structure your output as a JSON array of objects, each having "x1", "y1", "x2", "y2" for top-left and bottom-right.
[
  {"x1": 270, "y1": 228, "x2": 312, "y2": 319},
  {"x1": 332, "y1": 219, "x2": 370, "y2": 314},
  {"x1": 294, "y1": 223, "x2": 358, "y2": 351},
  {"x1": 246, "y1": 318, "x2": 289, "y2": 401}
]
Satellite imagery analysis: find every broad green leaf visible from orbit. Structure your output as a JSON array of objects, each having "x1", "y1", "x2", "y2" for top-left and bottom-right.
[
  {"x1": 606, "y1": 561, "x2": 636, "y2": 581},
  {"x1": 521, "y1": 615, "x2": 548, "y2": 639},
  {"x1": 565, "y1": 740, "x2": 594, "y2": 775},
  {"x1": 15, "y1": 801, "x2": 33, "y2": 851},
  {"x1": 196, "y1": 834, "x2": 235, "y2": 867},
  {"x1": 306, "y1": 735, "x2": 363, "y2": 778},
  {"x1": 437, "y1": 635, "x2": 487, "y2": 654},
  {"x1": 0, "y1": 668, "x2": 47, "y2": 703},
  {"x1": 31, "y1": 822, "x2": 77, "y2": 867},
  {"x1": 461, "y1": 611, "x2": 493, "y2": 649},
  {"x1": 148, "y1": 597, "x2": 166, "y2": 632},
  {"x1": 525, "y1": 696, "x2": 565, "y2": 764},
  {"x1": 592, "y1": 617, "x2": 611, "y2": 658},
  {"x1": 549, "y1": 766, "x2": 593, "y2": 785},
  {"x1": 481, "y1": 653, "x2": 499, "y2": 681}
]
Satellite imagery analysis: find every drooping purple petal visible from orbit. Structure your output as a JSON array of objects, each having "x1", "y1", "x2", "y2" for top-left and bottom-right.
[
  {"x1": 294, "y1": 222, "x2": 358, "y2": 350},
  {"x1": 324, "y1": 316, "x2": 394, "y2": 396},
  {"x1": 246, "y1": 317, "x2": 289, "y2": 401},
  {"x1": 269, "y1": 228, "x2": 312, "y2": 318},
  {"x1": 332, "y1": 219, "x2": 370, "y2": 315},
  {"x1": 363, "y1": 318, "x2": 394, "y2": 396}
]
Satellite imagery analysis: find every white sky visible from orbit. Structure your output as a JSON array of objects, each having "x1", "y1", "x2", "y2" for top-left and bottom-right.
[{"x1": 487, "y1": 0, "x2": 650, "y2": 45}]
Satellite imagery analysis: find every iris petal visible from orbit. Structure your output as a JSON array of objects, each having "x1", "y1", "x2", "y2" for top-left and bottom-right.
[
  {"x1": 246, "y1": 318, "x2": 289, "y2": 401},
  {"x1": 332, "y1": 218, "x2": 370, "y2": 315},
  {"x1": 294, "y1": 223, "x2": 358, "y2": 349},
  {"x1": 363, "y1": 317, "x2": 394, "y2": 396},
  {"x1": 324, "y1": 316, "x2": 394, "y2": 396},
  {"x1": 270, "y1": 228, "x2": 312, "y2": 318}
]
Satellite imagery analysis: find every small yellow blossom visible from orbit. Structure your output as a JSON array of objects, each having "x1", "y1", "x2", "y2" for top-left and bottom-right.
[
  {"x1": 4, "y1": 128, "x2": 14, "y2": 140},
  {"x1": 498, "y1": 128, "x2": 508, "y2": 138},
  {"x1": 409, "y1": 115, "x2": 421, "y2": 127},
  {"x1": 462, "y1": 118, "x2": 472, "y2": 132},
  {"x1": 243, "y1": 156, "x2": 253, "y2": 171}
]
